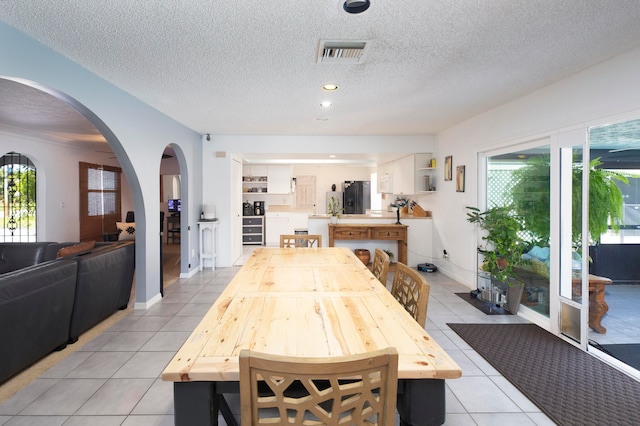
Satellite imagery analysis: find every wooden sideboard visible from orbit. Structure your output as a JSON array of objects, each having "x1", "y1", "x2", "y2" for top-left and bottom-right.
[{"x1": 328, "y1": 223, "x2": 408, "y2": 264}]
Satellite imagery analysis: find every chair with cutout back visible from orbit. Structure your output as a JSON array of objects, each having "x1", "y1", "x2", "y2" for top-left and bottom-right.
[
  {"x1": 372, "y1": 248, "x2": 390, "y2": 287},
  {"x1": 279, "y1": 234, "x2": 322, "y2": 248},
  {"x1": 239, "y1": 347, "x2": 398, "y2": 425},
  {"x1": 391, "y1": 262, "x2": 430, "y2": 328}
]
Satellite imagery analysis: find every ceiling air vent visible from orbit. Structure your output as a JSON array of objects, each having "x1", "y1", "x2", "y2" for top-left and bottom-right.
[{"x1": 317, "y1": 40, "x2": 369, "y2": 64}]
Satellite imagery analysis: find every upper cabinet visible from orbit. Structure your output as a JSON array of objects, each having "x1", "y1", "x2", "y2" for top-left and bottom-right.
[
  {"x1": 243, "y1": 165, "x2": 292, "y2": 195},
  {"x1": 244, "y1": 165, "x2": 268, "y2": 177},
  {"x1": 377, "y1": 153, "x2": 435, "y2": 195},
  {"x1": 377, "y1": 162, "x2": 393, "y2": 194},
  {"x1": 267, "y1": 165, "x2": 292, "y2": 194}
]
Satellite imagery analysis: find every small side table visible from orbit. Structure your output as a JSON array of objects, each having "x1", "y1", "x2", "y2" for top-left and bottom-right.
[{"x1": 198, "y1": 220, "x2": 219, "y2": 271}]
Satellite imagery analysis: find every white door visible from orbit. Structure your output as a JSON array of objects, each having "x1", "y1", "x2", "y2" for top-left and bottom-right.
[
  {"x1": 554, "y1": 129, "x2": 589, "y2": 348},
  {"x1": 231, "y1": 158, "x2": 243, "y2": 263}
]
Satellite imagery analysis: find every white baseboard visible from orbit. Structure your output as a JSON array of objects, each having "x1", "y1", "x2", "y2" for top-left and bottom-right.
[
  {"x1": 180, "y1": 268, "x2": 199, "y2": 279},
  {"x1": 134, "y1": 292, "x2": 162, "y2": 310}
]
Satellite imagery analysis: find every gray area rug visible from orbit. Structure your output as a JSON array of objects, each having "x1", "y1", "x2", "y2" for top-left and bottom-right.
[{"x1": 448, "y1": 323, "x2": 640, "y2": 426}]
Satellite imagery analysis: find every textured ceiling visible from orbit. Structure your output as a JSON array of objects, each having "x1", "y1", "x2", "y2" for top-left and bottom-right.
[{"x1": 2, "y1": 1, "x2": 640, "y2": 147}]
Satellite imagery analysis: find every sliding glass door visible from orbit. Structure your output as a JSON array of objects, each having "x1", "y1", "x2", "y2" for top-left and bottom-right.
[{"x1": 484, "y1": 143, "x2": 552, "y2": 322}]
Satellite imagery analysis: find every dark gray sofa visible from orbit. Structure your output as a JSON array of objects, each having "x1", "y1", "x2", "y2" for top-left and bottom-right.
[
  {"x1": 0, "y1": 258, "x2": 78, "y2": 383},
  {"x1": 54, "y1": 241, "x2": 136, "y2": 342},
  {"x1": 0, "y1": 240, "x2": 135, "y2": 383}
]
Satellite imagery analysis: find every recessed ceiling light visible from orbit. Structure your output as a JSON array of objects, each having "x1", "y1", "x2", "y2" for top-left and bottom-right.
[
  {"x1": 329, "y1": 155, "x2": 336, "y2": 158},
  {"x1": 343, "y1": 0, "x2": 370, "y2": 14},
  {"x1": 322, "y1": 84, "x2": 339, "y2": 91},
  {"x1": 320, "y1": 101, "x2": 333, "y2": 108}
]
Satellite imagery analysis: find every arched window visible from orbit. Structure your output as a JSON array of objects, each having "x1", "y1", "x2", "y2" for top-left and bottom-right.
[{"x1": 1, "y1": 152, "x2": 37, "y2": 242}]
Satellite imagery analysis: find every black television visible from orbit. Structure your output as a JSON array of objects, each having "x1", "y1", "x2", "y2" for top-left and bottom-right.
[{"x1": 168, "y1": 199, "x2": 181, "y2": 213}]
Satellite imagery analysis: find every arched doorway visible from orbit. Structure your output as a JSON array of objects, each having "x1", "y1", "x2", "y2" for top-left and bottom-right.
[
  {"x1": 160, "y1": 145, "x2": 183, "y2": 289},
  {"x1": 0, "y1": 77, "x2": 152, "y2": 299}
]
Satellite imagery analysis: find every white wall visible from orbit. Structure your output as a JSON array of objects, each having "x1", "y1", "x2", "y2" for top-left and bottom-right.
[
  {"x1": 203, "y1": 135, "x2": 434, "y2": 266},
  {"x1": 432, "y1": 46, "x2": 640, "y2": 288},
  {"x1": 0, "y1": 21, "x2": 203, "y2": 307}
]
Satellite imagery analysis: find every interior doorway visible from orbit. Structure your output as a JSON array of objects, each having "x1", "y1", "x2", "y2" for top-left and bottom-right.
[{"x1": 160, "y1": 146, "x2": 182, "y2": 289}]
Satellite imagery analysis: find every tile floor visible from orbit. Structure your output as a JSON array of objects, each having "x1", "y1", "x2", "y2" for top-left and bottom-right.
[{"x1": 0, "y1": 249, "x2": 560, "y2": 426}]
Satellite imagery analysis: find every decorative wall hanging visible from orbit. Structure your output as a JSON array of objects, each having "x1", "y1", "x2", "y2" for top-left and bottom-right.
[
  {"x1": 456, "y1": 165, "x2": 465, "y2": 192},
  {"x1": 445, "y1": 156, "x2": 453, "y2": 181}
]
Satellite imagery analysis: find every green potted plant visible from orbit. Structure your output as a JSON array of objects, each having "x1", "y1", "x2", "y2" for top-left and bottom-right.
[
  {"x1": 509, "y1": 156, "x2": 628, "y2": 247},
  {"x1": 383, "y1": 249, "x2": 395, "y2": 263},
  {"x1": 466, "y1": 205, "x2": 526, "y2": 312},
  {"x1": 327, "y1": 196, "x2": 343, "y2": 224}
]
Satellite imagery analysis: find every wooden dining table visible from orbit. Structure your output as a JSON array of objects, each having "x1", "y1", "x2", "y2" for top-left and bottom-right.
[{"x1": 162, "y1": 247, "x2": 461, "y2": 426}]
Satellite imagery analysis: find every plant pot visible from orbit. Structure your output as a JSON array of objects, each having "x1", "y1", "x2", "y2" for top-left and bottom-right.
[
  {"x1": 354, "y1": 249, "x2": 370, "y2": 265},
  {"x1": 330, "y1": 216, "x2": 338, "y2": 224},
  {"x1": 505, "y1": 283, "x2": 525, "y2": 313}
]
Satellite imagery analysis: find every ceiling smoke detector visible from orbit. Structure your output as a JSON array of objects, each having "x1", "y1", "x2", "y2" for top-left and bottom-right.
[
  {"x1": 317, "y1": 40, "x2": 370, "y2": 64},
  {"x1": 343, "y1": 0, "x2": 370, "y2": 14}
]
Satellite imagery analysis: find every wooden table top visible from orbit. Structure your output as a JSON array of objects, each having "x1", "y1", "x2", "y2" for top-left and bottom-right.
[{"x1": 162, "y1": 247, "x2": 461, "y2": 382}]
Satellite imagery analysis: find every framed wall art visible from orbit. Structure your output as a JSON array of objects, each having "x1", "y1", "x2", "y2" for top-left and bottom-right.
[
  {"x1": 444, "y1": 156, "x2": 453, "y2": 181},
  {"x1": 456, "y1": 165, "x2": 465, "y2": 192}
]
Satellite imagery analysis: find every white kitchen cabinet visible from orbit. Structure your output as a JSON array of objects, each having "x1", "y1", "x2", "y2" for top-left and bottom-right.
[
  {"x1": 265, "y1": 212, "x2": 291, "y2": 245},
  {"x1": 393, "y1": 155, "x2": 415, "y2": 195},
  {"x1": 243, "y1": 165, "x2": 268, "y2": 177},
  {"x1": 243, "y1": 165, "x2": 292, "y2": 195},
  {"x1": 267, "y1": 165, "x2": 292, "y2": 194},
  {"x1": 265, "y1": 211, "x2": 309, "y2": 245},
  {"x1": 377, "y1": 161, "x2": 393, "y2": 194},
  {"x1": 385, "y1": 153, "x2": 433, "y2": 195}
]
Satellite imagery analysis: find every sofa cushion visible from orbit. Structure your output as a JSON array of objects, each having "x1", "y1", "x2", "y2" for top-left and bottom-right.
[
  {"x1": 0, "y1": 242, "x2": 54, "y2": 274},
  {"x1": 56, "y1": 241, "x2": 96, "y2": 258},
  {"x1": 116, "y1": 222, "x2": 136, "y2": 240}
]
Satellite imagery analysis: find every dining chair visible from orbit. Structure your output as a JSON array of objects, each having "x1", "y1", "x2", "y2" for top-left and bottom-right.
[
  {"x1": 239, "y1": 347, "x2": 398, "y2": 426},
  {"x1": 391, "y1": 262, "x2": 430, "y2": 327},
  {"x1": 279, "y1": 234, "x2": 322, "y2": 248},
  {"x1": 372, "y1": 248, "x2": 390, "y2": 286}
]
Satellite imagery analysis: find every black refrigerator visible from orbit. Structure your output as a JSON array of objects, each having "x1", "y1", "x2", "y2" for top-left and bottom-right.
[{"x1": 343, "y1": 181, "x2": 371, "y2": 214}]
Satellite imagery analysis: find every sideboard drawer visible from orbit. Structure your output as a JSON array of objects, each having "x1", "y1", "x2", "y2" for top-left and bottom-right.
[
  {"x1": 332, "y1": 227, "x2": 370, "y2": 239},
  {"x1": 371, "y1": 228, "x2": 406, "y2": 240}
]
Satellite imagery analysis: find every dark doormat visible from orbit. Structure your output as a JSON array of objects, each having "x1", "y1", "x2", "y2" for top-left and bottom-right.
[
  {"x1": 595, "y1": 343, "x2": 640, "y2": 371},
  {"x1": 448, "y1": 323, "x2": 640, "y2": 426},
  {"x1": 454, "y1": 292, "x2": 511, "y2": 315}
]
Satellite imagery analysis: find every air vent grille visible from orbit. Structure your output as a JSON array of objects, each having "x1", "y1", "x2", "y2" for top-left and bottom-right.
[{"x1": 317, "y1": 40, "x2": 369, "y2": 64}]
